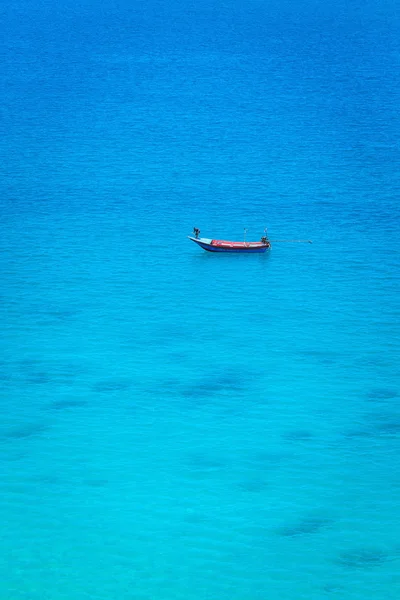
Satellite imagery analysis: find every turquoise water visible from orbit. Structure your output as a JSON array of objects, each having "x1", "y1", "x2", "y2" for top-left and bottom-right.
[{"x1": 1, "y1": 1, "x2": 400, "y2": 598}]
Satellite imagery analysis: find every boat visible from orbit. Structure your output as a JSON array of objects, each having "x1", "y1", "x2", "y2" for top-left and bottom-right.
[{"x1": 188, "y1": 229, "x2": 271, "y2": 253}]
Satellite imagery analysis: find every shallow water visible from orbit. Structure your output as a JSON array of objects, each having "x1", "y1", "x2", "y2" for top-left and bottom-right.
[{"x1": 1, "y1": 1, "x2": 400, "y2": 598}]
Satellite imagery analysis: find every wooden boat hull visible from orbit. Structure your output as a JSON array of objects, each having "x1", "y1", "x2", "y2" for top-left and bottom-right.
[{"x1": 188, "y1": 236, "x2": 270, "y2": 253}]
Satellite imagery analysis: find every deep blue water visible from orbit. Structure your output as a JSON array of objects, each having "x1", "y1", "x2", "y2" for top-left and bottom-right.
[{"x1": 1, "y1": 1, "x2": 400, "y2": 598}]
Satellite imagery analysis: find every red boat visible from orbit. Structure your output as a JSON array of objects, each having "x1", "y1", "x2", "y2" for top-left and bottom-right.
[{"x1": 188, "y1": 231, "x2": 271, "y2": 253}]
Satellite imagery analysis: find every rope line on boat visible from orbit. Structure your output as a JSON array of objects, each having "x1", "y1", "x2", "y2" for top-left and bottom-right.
[{"x1": 269, "y1": 239, "x2": 313, "y2": 243}]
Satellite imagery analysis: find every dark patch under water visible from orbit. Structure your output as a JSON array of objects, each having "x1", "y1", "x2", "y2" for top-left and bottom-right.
[
  {"x1": 335, "y1": 548, "x2": 390, "y2": 568},
  {"x1": 25, "y1": 372, "x2": 51, "y2": 384},
  {"x1": 154, "y1": 377, "x2": 182, "y2": 396},
  {"x1": 321, "y1": 583, "x2": 346, "y2": 594},
  {"x1": 366, "y1": 388, "x2": 399, "y2": 401},
  {"x1": 31, "y1": 474, "x2": 63, "y2": 485},
  {"x1": 276, "y1": 516, "x2": 333, "y2": 537},
  {"x1": 297, "y1": 349, "x2": 341, "y2": 365},
  {"x1": 345, "y1": 413, "x2": 400, "y2": 440},
  {"x1": 18, "y1": 359, "x2": 85, "y2": 385},
  {"x1": 183, "y1": 367, "x2": 255, "y2": 398},
  {"x1": 344, "y1": 428, "x2": 374, "y2": 439},
  {"x1": 4, "y1": 423, "x2": 48, "y2": 439},
  {"x1": 375, "y1": 421, "x2": 400, "y2": 436},
  {"x1": 85, "y1": 478, "x2": 109, "y2": 487}
]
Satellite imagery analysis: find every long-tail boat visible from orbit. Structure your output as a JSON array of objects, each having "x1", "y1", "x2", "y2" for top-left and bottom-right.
[{"x1": 188, "y1": 228, "x2": 271, "y2": 253}]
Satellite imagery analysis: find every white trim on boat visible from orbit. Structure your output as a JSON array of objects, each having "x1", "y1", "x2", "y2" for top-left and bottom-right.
[{"x1": 188, "y1": 236, "x2": 213, "y2": 244}]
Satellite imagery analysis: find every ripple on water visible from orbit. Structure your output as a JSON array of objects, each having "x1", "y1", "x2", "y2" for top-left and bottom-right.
[
  {"x1": 237, "y1": 478, "x2": 269, "y2": 493},
  {"x1": 185, "y1": 452, "x2": 229, "y2": 476},
  {"x1": 48, "y1": 399, "x2": 88, "y2": 410},
  {"x1": 0, "y1": 362, "x2": 12, "y2": 382},
  {"x1": 85, "y1": 478, "x2": 109, "y2": 487},
  {"x1": 251, "y1": 450, "x2": 294, "y2": 465},
  {"x1": 321, "y1": 583, "x2": 346, "y2": 594},
  {"x1": 282, "y1": 430, "x2": 315, "y2": 442},
  {"x1": 92, "y1": 378, "x2": 133, "y2": 392}
]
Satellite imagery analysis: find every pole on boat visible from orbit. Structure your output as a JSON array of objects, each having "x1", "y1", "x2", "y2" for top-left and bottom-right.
[
  {"x1": 244, "y1": 228, "x2": 247, "y2": 244},
  {"x1": 269, "y1": 239, "x2": 313, "y2": 243}
]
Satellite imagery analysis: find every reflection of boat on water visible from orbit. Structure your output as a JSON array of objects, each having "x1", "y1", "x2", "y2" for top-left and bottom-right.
[{"x1": 188, "y1": 230, "x2": 271, "y2": 253}]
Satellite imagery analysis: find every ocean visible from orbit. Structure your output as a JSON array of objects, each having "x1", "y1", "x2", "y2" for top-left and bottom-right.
[{"x1": 1, "y1": 1, "x2": 400, "y2": 598}]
